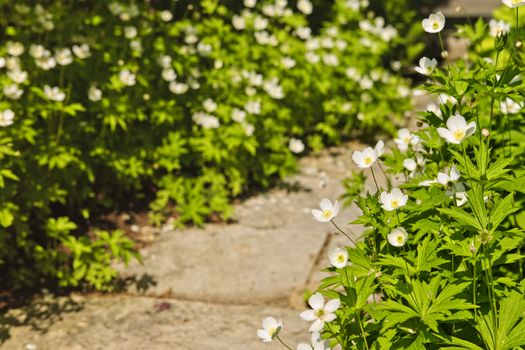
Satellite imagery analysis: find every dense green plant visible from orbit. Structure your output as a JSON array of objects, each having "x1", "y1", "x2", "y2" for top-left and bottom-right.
[
  {"x1": 259, "y1": 4, "x2": 525, "y2": 349},
  {"x1": 0, "y1": 0, "x2": 416, "y2": 290}
]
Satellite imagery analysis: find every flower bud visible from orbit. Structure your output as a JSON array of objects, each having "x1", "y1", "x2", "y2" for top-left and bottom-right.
[
  {"x1": 517, "y1": 41, "x2": 523, "y2": 49},
  {"x1": 441, "y1": 50, "x2": 449, "y2": 59},
  {"x1": 482, "y1": 128, "x2": 490, "y2": 137},
  {"x1": 495, "y1": 33, "x2": 508, "y2": 52}
]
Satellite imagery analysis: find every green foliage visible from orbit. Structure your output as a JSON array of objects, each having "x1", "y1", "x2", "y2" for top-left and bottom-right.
[{"x1": 0, "y1": 1, "x2": 418, "y2": 290}]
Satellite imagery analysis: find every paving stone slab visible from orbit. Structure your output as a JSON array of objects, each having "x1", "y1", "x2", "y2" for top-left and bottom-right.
[
  {"x1": 433, "y1": 0, "x2": 500, "y2": 18},
  {"x1": 118, "y1": 142, "x2": 370, "y2": 305},
  {"x1": 1, "y1": 295, "x2": 312, "y2": 350}
]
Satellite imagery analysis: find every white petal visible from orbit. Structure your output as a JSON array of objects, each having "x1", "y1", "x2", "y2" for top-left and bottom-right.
[
  {"x1": 257, "y1": 329, "x2": 271, "y2": 341},
  {"x1": 323, "y1": 313, "x2": 337, "y2": 323},
  {"x1": 308, "y1": 292, "x2": 325, "y2": 310},
  {"x1": 309, "y1": 319, "x2": 325, "y2": 332},
  {"x1": 297, "y1": 344, "x2": 313, "y2": 350},
  {"x1": 319, "y1": 198, "x2": 333, "y2": 211},
  {"x1": 437, "y1": 172, "x2": 449, "y2": 186},
  {"x1": 332, "y1": 200, "x2": 340, "y2": 217},
  {"x1": 450, "y1": 166, "x2": 461, "y2": 182},
  {"x1": 447, "y1": 114, "x2": 467, "y2": 130},
  {"x1": 311, "y1": 209, "x2": 327, "y2": 222},
  {"x1": 437, "y1": 128, "x2": 455, "y2": 144},
  {"x1": 465, "y1": 122, "x2": 477, "y2": 137},
  {"x1": 300, "y1": 310, "x2": 317, "y2": 322},
  {"x1": 262, "y1": 317, "x2": 278, "y2": 330},
  {"x1": 324, "y1": 299, "x2": 341, "y2": 313}
]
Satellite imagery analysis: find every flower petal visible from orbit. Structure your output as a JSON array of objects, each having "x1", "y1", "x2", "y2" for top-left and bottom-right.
[
  {"x1": 319, "y1": 198, "x2": 332, "y2": 211},
  {"x1": 299, "y1": 310, "x2": 317, "y2": 322},
  {"x1": 308, "y1": 292, "x2": 325, "y2": 310},
  {"x1": 311, "y1": 209, "x2": 326, "y2": 222},
  {"x1": 324, "y1": 299, "x2": 341, "y2": 313},
  {"x1": 309, "y1": 319, "x2": 325, "y2": 332}
]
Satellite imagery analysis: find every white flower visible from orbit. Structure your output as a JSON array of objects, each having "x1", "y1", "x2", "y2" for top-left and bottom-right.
[
  {"x1": 6, "y1": 57, "x2": 20, "y2": 71},
  {"x1": 243, "y1": 123, "x2": 255, "y2": 136},
  {"x1": 257, "y1": 317, "x2": 282, "y2": 342},
  {"x1": 232, "y1": 15, "x2": 246, "y2": 30},
  {"x1": 169, "y1": 81, "x2": 189, "y2": 94},
  {"x1": 296, "y1": 27, "x2": 312, "y2": 40},
  {"x1": 192, "y1": 112, "x2": 220, "y2": 129},
  {"x1": 157, "y1": 55, "x2": 172, "y2": 68},
  {"x1": 489, "y1": 19, "x2": 511, "y2": 38},
  {"x1": 4, "y1": 84, "x2": 23, "y2": 100},
  {"x1": 311, "y1": 199, "x2": 340, "y2": 222},
  {"x1": 394, "y1": 129, "x2": 420, "y2": 152},
  {"x1": 322, "y1": 54, "x2": 339, "y2": 66},
  {"x1": 422, "y1": 12, "x2": 445, "y2": 33},
  {"x1": 297, "y1": 0, "x2": 313, "y2": 14},
  {"x1": 502, "y1": 0, "x2": 525, "y2": 8},
  {"x1": 282, "y1": 57, "x2": 296, "y2": 69},
  {"x1": 197, "y1": 42, "x2": 212, "y2": 55},
  {"x1": 7, "y1": 69, "x2": 28, "y2": 84},
  {"x1": 231, "y1": 108, "x2": 246, "y2": 123},
  {"x1": 0, "y1": 57, "x2": 4, "y2": 68},
  {"x1": 500, "y1": 98, "x2": 523, "y2": 114},
  {"x1": 305, "y1": 52, "x2": 320, "y2": 64},
  {"x1": 299, "y1": 292, "x2": 340, "y2": 332},
  {"x1": 437, "y1": 114, "x2": 476, "y2": 144},
  {"x1": 289, "y1": 138, "x2": 305, "y2": 154},
  {"x1": 328, "y1": 247, "x2": 348, "y2": 269},
  {"x1": 160, "y1": 10, "x2": 173, "y2": 22},
  {"x1": 162, "y1": 68, "x2": 177, "y2": 82},
  {"x1": 263, "y1": 78, "x2": 284, "y2": 99},
  {"x1": 244, "y1": 0, "x2": 257, "y2": 8},
  {"x1": 403, "y1": 155, "x2": 425, "y2": 177},
  {"x1": 119, "y1": 69, "x2": 136, "y2": 86},
  {"x1": 124, "y1": 26, "x2": 138, "y2": 39},
  {"x1": 380, "y1": 188, "x2": 408, "y2": 211},
  {"x1": 440, "y1": 93, "x2": 458, "y2": 105},
  {"x1": 297, "y1": 341, "x2": 331, "y2": 350},
  {"x1": 72, "y1": 44, "x2": 91, "y2": 59},
  {"x1": 55, "y1": 48, "x2": 73, "y2": 65},
  {"x1": 352, "y1": 141, "x2": 384, "y2": 168},
  {"x1": 387, "y1": 227, "x2": 408, "y2": 247},
  {"x1": 203, "y1": 98, "x2": 217, "y2": 113},
  {"x1": 254, "y1": 16, "x2": 268, "y2": 31},
  {"x1": 44, "y1": 85, "x2": 66, "y2": 102},
  {"x1": 35, "y1": 50, "x2": 56, "y2": 70},
  {"x1": 415, "y1": 57, "x2": 438, "y2": 75},
  {"x1": 0, "y1": 109, "x2": 15, "y2": 127},
  {"x1": 455, "y1": 188, "x2": 469, "y2": 207},
  {"x1": 6, "y1": 42, "x2": 24, "y2": 56},
  {"x1": 88, "y1": 86, "x2": 102, "y2": 102},
  {"x1": 245, "y1": 100, "x2": 261, "y2": 115},
  {"x1": 437, "y1": 166, "x2": 461, "y2": 187},
  {"x1": 29, "y1": 44, "x2": 45, "y2": 58}
]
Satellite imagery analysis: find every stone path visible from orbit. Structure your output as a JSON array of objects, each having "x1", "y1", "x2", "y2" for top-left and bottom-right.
[
  {"x1": 2, "y1": 141, "x2": 379, "y2": 350},
  {"x1": 433, "y1": 0, "x2": 500, "y2": 18}
]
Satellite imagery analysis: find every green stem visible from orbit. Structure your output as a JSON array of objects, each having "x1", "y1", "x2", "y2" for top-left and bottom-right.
[
  {"x1": 276, "y1": 336, "x2": 293, "y2": 350},
  {"x1": 331, "y1": 220, "x2": 360, "y2": 250},
  {"x1": 356, "y1": 310, "x2": 370, "y2": 350},
  {"x1": 370, "y1": 166, "x2": 380, "y2": 192}
]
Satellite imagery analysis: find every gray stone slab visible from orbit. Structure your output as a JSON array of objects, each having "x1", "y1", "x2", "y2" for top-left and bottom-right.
[
  {"x1": 433, "y1": 0, "x2": 500, "y2": 18},
  {"x1": 1, "y1": 296, "x2": 312, "y2": 350}
]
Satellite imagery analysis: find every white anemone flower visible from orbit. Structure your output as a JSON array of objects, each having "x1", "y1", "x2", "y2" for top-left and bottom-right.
[
  {"x1": 88, "y1": 86, "x2": 102, "y2": 102},
  {"x1": 192, "y1": 112, "x2": 220, "y2": 129},
  {"x1": 289, "y1": 138, "x2": 305, "y2": 154},
  {"x1": 437, "y1": 114, "x2": 476, "y2": 144},
  {"x1": 0, "y1": 109, "x2": 15, "y2": 127},
  {"x1": 231, "y1": 108, "x2": 247, "y2": 123},
  {"x1": 299, "y1": 292, "x2": 341, "y2": 332},
  {"x1": 72, "y1": 44, "x2": 91, "y2": 59},
  {"x1": 119, "y1": 69, "x2": 136, "y2": 86},
  {"x1": 257, "y1": 317, "x2": 282, "y2": 342},
  {"x1": 169, "y1": 81, "x2": 189, "y2": 95},
  {"x1": 55, "y1": 48, "x2": 73, "y2": 65},
  {"x1": 352, "y1": 140, "x2": 384, "y2": 168},
  {"x1": 489, "y1": 19, "x2": 511, "y2": 37},
  {"x1": 503, "y1": 0, "x2": 525, "y2": 8},
  {"x1": 394, "y1": 129, "x2": 420, "y2": 152},
  {"x1": 162, "y1": 68, "x2": 177, "y2": 82},
  {"x1": 35, "y1": 52, "x2": 56, "y2": 70},
  {"x1": 124, "y1": 26, "x2": 138, "y2": 39},
  {"x1": 297, "y1": 341, "x2": 331, "y2": 350},
  {"x1": 203, "y1": 98, "x2": 217, "y2": 113},
  {"x1": 403, "y1": 155, "x2": 426, "y2": 178},
  {"x1": 328, "y1": 247, "x2": 348, "y2": 269},
  {"x1": 422, "y1": 12, "x2": 445, "y2": 33},
  {"x1": 44, "y1": 85, "x2": 66, "y2": 102},
  {"x1": 297, "y1": 0, "x2": 313, "y2": 14},
  {"x1": 245, "y1": 100, "x2": 261, "y2": 115},
  {"x1": 4, "y1": 84, "x2": 24, "y2": 100},
  {"x1": 6, "y1": 42, "x2": 24, "y2": 56},
  {"x1": 244, "y1": 0, "x2": 257, "y2": 8},
  {"x1": 387, "y1": 227, "x2": 408, "y2": 247},
  {"x1": 311, "y1": 199, "x2": 340, "y2": 223},
  {"x1": 160, "y1": 10, "x2": 173, "y2": 22},
  {"x1": 7, "y1": 69, "x2": 28, "y2": 84},
  {"x1": 29, "y1": 44, "x2": 45, "y2": 58},
  {"x1": 437, "y1": 166, "x2": 461, "y2": 187},
  {"x1": 415, "y1": 57, "x2": 438, "y2": 76},
  {"x1": 380, "y1": 188, "x2": 408, "y2": 211},
  {"x1": 232, "y1": 15, "x2": 246, "y2": 30},
  {"x1": 500, "y1": 98, "x2": 523, "y2": 114}
]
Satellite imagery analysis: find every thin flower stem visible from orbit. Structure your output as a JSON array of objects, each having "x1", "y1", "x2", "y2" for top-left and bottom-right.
[
  {"x1": 356, "y1": 310, "x2": 370, "y2": 350},
  {"x1": 438, "y1": 32, "x2": 446, "y2": 57},
  {"x1": 370, "y1": 167, "x2": 380, "y2": 193},
  {"x1": 331, "y1": 220, "x2": 359, "y2": 249},
  {"x1": 377, "y1": 161, "x2": 391, "y2": 190},
  {"x1": 276, "y1": 336, "x2": 293, "y2": 350}
]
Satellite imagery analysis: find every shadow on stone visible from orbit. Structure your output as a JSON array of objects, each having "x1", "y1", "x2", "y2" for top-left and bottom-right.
[
  {"x1": 0, "y1": 296, "x2": 83, "y2": 344},
  {"x1": 114, "y1": 273, "x2": 158, "y2": 294}
]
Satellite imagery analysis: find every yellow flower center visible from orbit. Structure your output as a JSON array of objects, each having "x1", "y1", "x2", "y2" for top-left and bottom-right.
[
  {"x1": 396, "y1": 235, "x2": 405, "y2": 244},
  {"x1": 269, "y1": 327, "x2": 277, "y2": 338},
  {"x1": 315, "y1": 309, "x2": 325, "y2": 318},
  {"x1": 432, "y1": 21, "x2": 440, "y2": 30},
  {"x1": 403, "y1": 137, "x2": 411, "y2": 144},
  {"x1": 453, "y1": 129, "x2": 466, "y2": 141},
  {"x1": 322, "y1": 210, "x2": 333, "y2": 219},
  {"x1": 390, "y1": 199, "x2": 399, "y2": 208},
  {"x1": 364, "y1": 156, "x2": 373, "y2": 165},
  {"x1": 337, "y1": 254, "x2": 346, "y2": 263}
]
